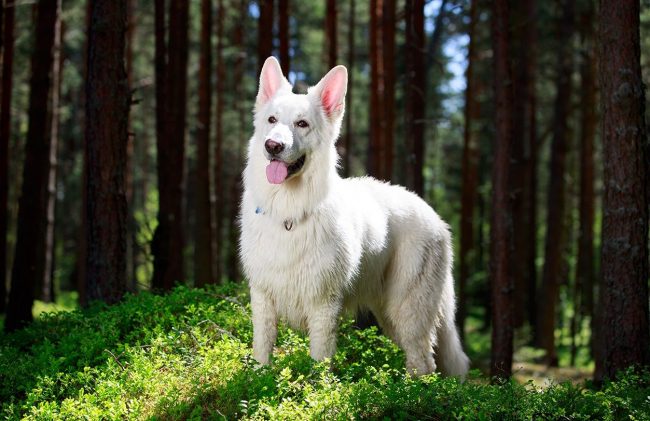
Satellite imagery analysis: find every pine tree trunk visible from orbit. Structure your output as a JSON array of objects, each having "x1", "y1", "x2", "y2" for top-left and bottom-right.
[
  {"x1": 575, "y1": 0, "x2": 596, "y2": 357},
  {"x1": 342, "y1": 0, "x2": 354, "y2": 177},
  {"x1": 367, "y1": 0, "x2": 384, "y2": 179},
  {"x1": 125, "y1": 0, "x2": 137, "y2": 292},
  {"x1": 42, "y1": 3, "x2": 63, "y2": 303},
  {"x1": 326, "y1": 0, "x2": 337, "y2": 69},
  {"x1": 278, "y1": 0, "x2": 290, "y2": 75},
  {"x1": 195, "y1": 0, "x2": 214, "y2": 287},
  {"x1": 0, "y1": 0, "x2": 16, "y2": 314},
  {"x1": 537, "y1": 0, "x2": 575, "y2": 366},
  {"x1": 214, "y1": 0, "x2": 225, "y2": 282},
  {"x1": 257, "y1": 0, "x2": 274, "y2": 73},
  {"x1": 490, "y1": 0, "x2": 514, "y2": 379},
  {"x1": 84, "y1": 0, "x2": 129, "y2": 304},
  {"x1": 5, "y1": 0, "x2": 60, "y2": 331},
  {"x1": 152, "y1": 0, "x2": 189, "y2": 290},
  {"x1": 596, "y1": 0, "x2": 649, "y2": 381},
  {"x1": 458, "y1": 0, "x2": 479, "y2": 340},
  {"x1": 381, "y1": 0, "x2": 395, "y2": 181}
]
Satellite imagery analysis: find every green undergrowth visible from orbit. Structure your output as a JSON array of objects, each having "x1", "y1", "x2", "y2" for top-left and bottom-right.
[{"x1": 1, "y1": 284, "x2": 649, "y2": 420}]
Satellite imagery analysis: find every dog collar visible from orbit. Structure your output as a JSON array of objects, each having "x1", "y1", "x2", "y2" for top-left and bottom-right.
[{"x1": 255, "y1": 206, "x2": 294, "y2": 231}]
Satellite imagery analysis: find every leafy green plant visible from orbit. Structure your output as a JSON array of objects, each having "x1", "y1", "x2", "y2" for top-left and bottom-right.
[{"x1": 1, "y1": 284, "x2": 648, "y2": 420}]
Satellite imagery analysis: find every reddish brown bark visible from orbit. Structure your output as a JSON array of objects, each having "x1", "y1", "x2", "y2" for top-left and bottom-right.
[
  {"x1": 458, "y1": 0, "x2": 479, "y2": 340},
  {"x1": 279, "y1": 0, "x2": 290, "y2": 75},
  {"x1": 152, "y1": 0, "x2": 189, "y2": 290},
  {"x1": 257, "y1": 0, "x2": 274, "y2": 73},
  {"x1": 490, "y1": 0, "x2": 514, "y2": 379},
  {"x1": 326, "y1": 0, "x2": 337, "y2": 68},
  {"x1": 342, "y1": 0, "x2": 355, "y2": 177},
  {"x1": 214, "y1": 0, "x2": 225, "y2": 282},
  {"x1": 0, "y1": 0, "x2": 15, "y2": 313},
  {"x1": 381, "y1": 0, "x2": 395, "y2": 181},
  {"x1": 84, "y1": 0, "x2": 129, "y2": 304},
  {"x1": 537, "y1": 0, "x2": 575, "y2": 366},
  {"x1": 5, "y1": 0, "x2": 60, "y2": 331},
  {"x1": 367, "y1": 0, "x2": 384, "y2": 179},
  {"x1": 596, "y1": 0, "x2": 649, "y2": 381},
  {"x1": 195, "y1": 0, "x2": 214, "y2": 287}
]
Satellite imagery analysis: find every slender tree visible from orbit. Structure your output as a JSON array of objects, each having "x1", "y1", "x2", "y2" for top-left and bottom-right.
[
  {"x1": 257, "y1": 0, "x2": 274, "y2": 72},
  {"x1": 214, "y1": 0, "x2": 225, "y2": 282},
  {"x1": 152, "y1": 0, "x2": 189, "y2": 290},
  {"x1": 367, "y1": 0, "x2": 384, "y2": 179},
  {"x1": 5, "y1": 0, "x2": 60, "y2": 331},
  {"x1": 125, "y1": 0, "x2": 137, "y2": 291},
  {"x1": 596, "y1": 0, "x2": 649, "y2": 381},
  {"x1": 0, "y1": 0, "x2": 16, "y2": 313},
  {"x1": 85, "y1": 0, "x2": 129, "y2": 304},
  {"x1": 458, "y1": 0, "x2": 479, "y2": 340},
  {"x1": 490, "y1": 0, "x2": 514, "y2": 379},
  {"x1": 326, "y1": 0, "x2": 337, "y2": 69},
  {"x1": 537, "y1": 0, "x2": 575, "y2": 366},
  {"x1": 279, "y1": 0, "x2": 290, "y2": 75},
  {"x1": 342, "y1": 0, "x2": 355, "y2": 177},
  {"x1": 382, "y1": 0, "x2": 395, "y2": 181},
  {"x1": 195, "y1": 0, "x2": 214, "y2": 287}
]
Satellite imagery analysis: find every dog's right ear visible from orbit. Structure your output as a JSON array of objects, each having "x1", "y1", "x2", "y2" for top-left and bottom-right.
[{"x1": 256, "y1": 56, "x2": 291, "y2": 107}]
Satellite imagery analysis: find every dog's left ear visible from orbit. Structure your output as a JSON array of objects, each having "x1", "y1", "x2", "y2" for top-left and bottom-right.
[{"x1": 313, "y1": 65, "x2": 348, "y2": 120}]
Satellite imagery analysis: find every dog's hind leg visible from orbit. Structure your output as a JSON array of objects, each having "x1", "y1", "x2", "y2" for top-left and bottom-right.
[{"x1": 434, "y1": 277, "x2": 470, "y2": 378}]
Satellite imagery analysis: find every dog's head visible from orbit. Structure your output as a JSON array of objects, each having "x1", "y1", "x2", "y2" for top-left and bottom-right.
[{"x1": 252, "y1": 57, "x2": 347, "y2": 185}]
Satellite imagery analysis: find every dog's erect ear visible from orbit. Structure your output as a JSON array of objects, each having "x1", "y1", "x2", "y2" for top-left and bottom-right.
[
  {"x1": 313, "y1": 65, "x2": 348, "y2": 119},
  {"x1": 256, "y1": 56, "x2": 291, "y2": 106}
]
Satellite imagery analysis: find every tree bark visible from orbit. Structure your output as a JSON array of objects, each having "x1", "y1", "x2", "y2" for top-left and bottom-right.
[
  {"x1": 195, "y1": 0, "x2": 214, "y2": 287},
  {"x1": 152, "y1": 0, "x2": 189, "y2": 290},
  {"x1": 84, "y1": 0, "x2": 129, "y2": 305},
  {"x1": 490, "y1": 0, "x2": 514, "y2": 379},
  {"x1": 381, "y1": 0, "x2": 395, "y2": 181},
  {"x1": 0, "y1": 0, "x2": 16, "y2": 313},
  {"x1": 458, "y1": 0, "x2": 479, "y2": 341},
  {"x1": 257, "y1": 0, "x2": 274, "y2": 74},
  {"x1": 214, "y1": 0, "x2": 225, "y2": 282},
  {"x1": 596, "y1": 0, "x2": 649, "y2": 382},
  {"x1": 537, "y1": 0, "x2": 575, "y2": 366},
  {"x1": 5, "y1": 0, "x2": 60, "y2": 331},
  {"x1": 279, "y1": 0, "x2": 290, "y2": 75},
  {"x1": 367, "y1": 0, "x2": 384, "y2": 179},
  {"x1": 326, "y1": 0, "x2": 337, "y2": 69},
  {"x1": 342, "y1": 0, "x2": 355, "y2": 177},
  {"x1": 125, "y1": 0, "x2": 137, "y2": 292}
]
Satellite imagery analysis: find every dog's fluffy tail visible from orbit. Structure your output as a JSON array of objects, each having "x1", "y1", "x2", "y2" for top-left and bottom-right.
[{"x1": 435, "y1": 279, "x2": 470, "y2": 379}]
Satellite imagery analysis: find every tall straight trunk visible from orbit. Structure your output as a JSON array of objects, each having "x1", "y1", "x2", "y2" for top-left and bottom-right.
[
  {"x1": 381, "y1": 0, "x2": 395, "y2": 181},
  {"x1": 575, "y1": 0, "x2": 596, "y2": 349},
  {"x1": 490, "y1": 0, "x2": 514, "y2": 379},
  {"x1": 125, "y1": 0, "x2": 137, "y2": 291},
  {"x1": 524, "y1": 0, "x2": 539, "y2": 337},
  {"x1": 458, "y1": 0, "x2": 479, "y2": 340},
  {"x1": 257, "y1": 0, "x2": 274, "y2": 73},
  {"x1": 195, "y1": 0, "x2": 214, "y2": 287},
  {"x1": 326, "y1": 0, "x2": 337, "y2": 68},
  {"x1": 537, "y1": 0, "x2": 575, "y2": 366},
  {"x1": 367, "y1": 0, "x2": 384, "y2": 179},
  {"x1": 42, "y1": 3, "x2": 63, "y2": 303},
  {"x1": 596, "y1": 0, "x2": 649, "y2": 382},
  {"x1": 278, "y1": 0, "x2": 289, "y2": 75},
  {"x1": 85, "y1": 0, "x2": 129, "y2": 304},
  {"x1": 404, "y1": 0, "x2": 425, "y2": 195},
  {"x1": 0, "y1": 0, "x2": 15, "y2": 313},
  {"x1": 152, "y1": 0, "x2": 189, "y2": 290},
  {"x1": 5, "y1": 0, "x2": 60, "y2": 331},
  {"x1": 214, "y1": 0, "x2": 225, "y2": 282},
  {"x1": 342, "y1": 0, "x2": 355, "y2": 177}
]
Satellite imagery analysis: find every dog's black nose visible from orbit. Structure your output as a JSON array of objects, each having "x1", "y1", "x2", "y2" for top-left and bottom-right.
[{"x1": 265, "y1": 139, "x2": 284, "y2": 155}]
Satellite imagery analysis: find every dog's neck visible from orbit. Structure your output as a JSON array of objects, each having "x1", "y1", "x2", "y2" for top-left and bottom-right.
[{"x1": 245, "y1": 144, "x2": 339, "y2": 226}]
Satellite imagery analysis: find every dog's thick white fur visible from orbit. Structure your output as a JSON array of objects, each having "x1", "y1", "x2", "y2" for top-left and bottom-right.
[{"x1": 240, "y1": 57, "x2": 469, "y2": 377}]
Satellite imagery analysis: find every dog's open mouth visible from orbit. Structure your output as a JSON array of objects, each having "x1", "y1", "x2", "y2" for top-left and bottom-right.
[{"x1": 266, "y1": 154, "x2": 306, "y2": 184}]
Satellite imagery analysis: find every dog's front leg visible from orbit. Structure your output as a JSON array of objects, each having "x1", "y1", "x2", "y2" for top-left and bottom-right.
[
  {"x1": 307, "y1": 302, "x2": 340, "y2": 361},
  {"x1": 250, "y1": 287, "x2": 277, "y2": 365}
]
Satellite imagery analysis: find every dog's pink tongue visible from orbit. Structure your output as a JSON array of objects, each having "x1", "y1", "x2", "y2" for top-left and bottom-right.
[{"x1": 266, "y1": 160, "x2": 289, "y2": 184}]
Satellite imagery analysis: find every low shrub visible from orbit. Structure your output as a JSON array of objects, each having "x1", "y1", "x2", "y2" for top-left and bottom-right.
[{"x1": 1, "y1": 284, "x2": 648, "y2": 420}]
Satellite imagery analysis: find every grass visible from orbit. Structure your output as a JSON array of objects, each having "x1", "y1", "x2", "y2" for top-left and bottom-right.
[{"x1": 1, "y1": 283, "x2": 649, "y2": 420}]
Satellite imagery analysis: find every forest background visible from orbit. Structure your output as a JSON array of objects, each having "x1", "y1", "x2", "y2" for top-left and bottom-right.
[{"x1": 0, "y1": 0, "x2": 649, "y2": 394}]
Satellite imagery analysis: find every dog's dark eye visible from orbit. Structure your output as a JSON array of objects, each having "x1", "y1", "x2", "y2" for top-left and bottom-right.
[
  {"x1": 295, "y1": 120, "x2": 309, "y2": 128},
  {"x1": 268, "y1": 116, "x2": 277, "y2": 124}
]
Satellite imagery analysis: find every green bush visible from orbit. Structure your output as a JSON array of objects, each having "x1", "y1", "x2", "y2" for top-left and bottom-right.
[{"x1": 1, "y1": 284, "x2": 649, "y2": 420}]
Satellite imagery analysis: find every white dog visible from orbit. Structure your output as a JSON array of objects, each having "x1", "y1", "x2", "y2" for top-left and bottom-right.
[{"x1": 239, "y1": 57, "x2": 469, "y2": 377}]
